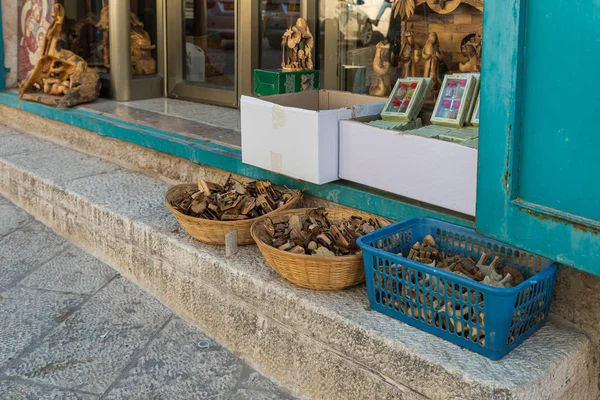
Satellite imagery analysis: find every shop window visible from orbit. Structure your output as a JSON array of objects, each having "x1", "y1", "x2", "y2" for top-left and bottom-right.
[
  {"x1": 318, "y1": 0, "x2": 483, "y2": 141},
  {"x1": 183, "y1": 0, "x2": 236, "y2": 90},
  {"x1": 318, "y1": 1, "x2": 482, "y2": 94},
  {"x1": 260, "y1": 0, "x2": 302, "y2": 70},
  {"x1": 58, "y1": 0, "x2": 158, "y2": 76}
]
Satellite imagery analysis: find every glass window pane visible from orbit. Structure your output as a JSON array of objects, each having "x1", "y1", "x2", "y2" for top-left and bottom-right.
[
  {"x1": 184, "y1": 0, "x2": 236, "y2": 91},
  {"x1": 260, "y1": 0, "x2": 301, "y2": 70},
  {"x1": 61, "y1": 0, "x2": 158, "y2": 76},
  {"x1": 61, "y1": 0, "x2": 105, "y2": 72},
  {"x1": 130, "y1": 0, "x2": 158, "y2": 76}
]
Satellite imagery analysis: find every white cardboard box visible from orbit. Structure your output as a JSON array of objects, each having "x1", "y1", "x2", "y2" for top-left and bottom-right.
[
  {"x1": 241, "y1": 91, "x2": 385, "y2": 184},
  {"x1": 339, "y1": 120, "x2": 478, "y2": 216}
]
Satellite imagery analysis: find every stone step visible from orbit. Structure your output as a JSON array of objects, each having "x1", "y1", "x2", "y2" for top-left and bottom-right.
[{"x1": 0, "y1": 124, "x2": 595, "y2": 400}]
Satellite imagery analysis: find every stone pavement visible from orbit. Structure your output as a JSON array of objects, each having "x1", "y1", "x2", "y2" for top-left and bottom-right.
[{"x1": 0, "y1": 196, "x2": 296, "y2": 400}]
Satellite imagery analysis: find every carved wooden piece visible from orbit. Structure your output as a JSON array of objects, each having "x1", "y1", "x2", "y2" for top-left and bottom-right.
[
  {"x1": 264, "y1": 208, "x2": 381, "y2": 257},
  {"x1": 422, "y1": 32, "x2": 443, "y2": 90},
  {"x1": 18, "y1": 4, "x2": 101, "y2": 107},
  {"x1": 426, "y1": 0, "x2": 462, "y2": 14},
  {"x1": 459, "y1": 35, "x2": 481, "y2": 73},
  {"x1": 403, "y1": 236, "x2": 524, "y2": 289},
  {"x1": 281, "y1": 18, "x2": 314, "y2": 72},
  {"x1": 169, "y1": 176, "x2": 296, "y2": 221},
  {"x1": 399, "y1": 31, "x2": 421, "y2": 78},
  {"x1": 369, "y1": 41, "x2": 393, "y2": 97}
]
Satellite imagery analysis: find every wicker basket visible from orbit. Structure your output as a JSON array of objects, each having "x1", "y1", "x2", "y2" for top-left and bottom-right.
[
  {"x1": 251, "y1": 208, "x2": 391, "y2": 291},
  {"x1": 165, "y1": 183, "x2": 303, "y2": 246}
]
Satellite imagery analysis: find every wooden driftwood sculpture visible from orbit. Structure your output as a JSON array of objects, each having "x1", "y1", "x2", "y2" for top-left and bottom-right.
[
  {"x1": 369, "y1": 41, "x2": 393, "y2": 97},
  {"x1": 18, "y1": 4, "x2": 101, "y2": 107},
  {"x1": 281, "y1": 18, "x2": 314, "y2": 71},
  {"x1": 96, "y1": 6, "x2": 157, "y2": 75}
]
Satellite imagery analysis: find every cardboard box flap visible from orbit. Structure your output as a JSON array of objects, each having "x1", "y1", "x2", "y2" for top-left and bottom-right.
[
  {"x1": 262, "y1": 91, "x2": 320, "y2": 111},
  {"x1": 258, "y1": 90, "x2": 385, "y2": 113}
]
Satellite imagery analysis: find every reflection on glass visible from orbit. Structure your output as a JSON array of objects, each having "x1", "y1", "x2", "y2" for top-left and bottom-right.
[
  {"x1": 260, "y1": 0, "x2": 301, "y2": 70},
  {"x1": 130, "y1": 0, "x2": 158, "y2": 75},
  {"x1": 184, "y1": 0, "x2": 236, "y2": 90},
  {"x1": 61, "y1": 1, "x2": 157, "y2": 76},
  {"x1": 318, "y1": 0, "x2": 392, "y2": 93},
  {"x1": 61, "y1": 0, "x2": 105, "y2": 72}
]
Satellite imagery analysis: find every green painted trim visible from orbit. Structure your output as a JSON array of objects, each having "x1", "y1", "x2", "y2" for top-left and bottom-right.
[{"x1": 0, "y1": 91, "x2": 473, "y2": 227}]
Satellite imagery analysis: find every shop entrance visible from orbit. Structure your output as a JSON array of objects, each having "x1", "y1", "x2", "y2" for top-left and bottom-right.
[{"x1": 166, "y1": 0, "x2": 239, "y2": 107}]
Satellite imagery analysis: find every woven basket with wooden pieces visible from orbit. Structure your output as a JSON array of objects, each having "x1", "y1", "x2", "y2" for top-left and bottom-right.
[
  {"x1": 251, "y1": 208, "x2": 390, "y2": 290},
  {"x1": 165, "y1": 177, "x2": 303, "y2": 245}
]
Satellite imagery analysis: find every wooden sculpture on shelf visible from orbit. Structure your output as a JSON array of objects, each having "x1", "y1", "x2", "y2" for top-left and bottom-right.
[
  {"x1": 422, "y1": 32, "x2": 443, "y2": 89},
  {"x1": 369, "y1": 41, "x2": 393, "y2": 97},
  {"x1": 18, "y1": 4, "x2": 101, "y2": 107},
  {"x1": 96, "y1": 6, "x2": 157, "y2": 75},
  {"x1": 281, "y1": 18, "x2": 314, "y2": 71},
  {"x1": 459, "y1": 34, "x2": 481, "y2": 72},
  {"x1": 399, "y1": 31, "x2": 421, "y2": 78}
]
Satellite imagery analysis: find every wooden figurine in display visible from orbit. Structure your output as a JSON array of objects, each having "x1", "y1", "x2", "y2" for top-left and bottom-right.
[
  {"x1": 422, "y1": 32, "x2": 443, "y2": 90},
  {"x1": 369, "y1": 41, "x2": 393, "y2": 97},
  {"x1": 459, "y1": 34, "x2": 481, "y2": 73},
  {"x1": 399, "y1": 31, "x2": 421, "y2": 78},
  {"x1": 281, "y1": 18, "x2": 314, "y2": 71},
  {"x1": 97, "y1": 6, "x2": 157, "y2": 75},
  {"x1": 18, "y1": 4, "x2": 101, "y2": 107},
  {"x1": 426, "y1": 0, "x2": 462, "y2": 14}
]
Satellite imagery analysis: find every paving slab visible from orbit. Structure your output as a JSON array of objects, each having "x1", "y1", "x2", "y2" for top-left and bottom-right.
[
  {"x1": 5, "y1": 146, "x2": 121, "y2": 185},
  {"x1": 0, "y1": 202, "x2": 30, "y2": 237},
  {"x1": 104, "y1": 318, "x2": 294, "y2": 400},
  {"x1": 7, "y1": 276, "x2": 172, "y2": 394},
  {"x1": 0, "y1": 286, "x2": 85, "y2": 369},
  {"x1": 0, "y1": 379, "x2": 98, "y2": 400},
  {"x1": 20, "y1": 247, "x2": 117, "y2": 295},
  {"x1": 0, "y1": 193, "x2": 294, "y2": 399},
  {"x1": 64, "y1": 169, "x2": 171, "y2": 222},
  {"x1": 0, "y1": 125, "x2": 19, "y2": 137},
  {"x1": 0, "y1": 225, "x2": 68, "y2": 289},
  {"x1": 0, "y1": 133, "x2": 60, "y2": 157}
]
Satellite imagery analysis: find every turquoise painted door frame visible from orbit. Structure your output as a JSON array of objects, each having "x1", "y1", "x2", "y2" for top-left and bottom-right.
[
  {"x1": 0, "y1": 0, "x2": 5, "y2": 91},
  {"x1": 477, "y1": 0, "x2": 600, "y2": 275}
]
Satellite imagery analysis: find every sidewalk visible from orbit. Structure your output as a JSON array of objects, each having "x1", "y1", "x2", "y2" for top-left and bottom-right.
[{"x1": 0, "y1": 196, "x2": 295, "y2": 400}]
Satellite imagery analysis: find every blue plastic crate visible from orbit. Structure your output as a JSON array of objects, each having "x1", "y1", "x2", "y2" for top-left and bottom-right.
[{"x1": 357, "y1": 218, "x2": 558, "y2": 360}]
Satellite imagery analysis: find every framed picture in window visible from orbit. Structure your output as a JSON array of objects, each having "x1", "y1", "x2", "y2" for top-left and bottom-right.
[
  {"x1": 471, "y1": 91, "x2": 481, "y2": 127},
  {"x1": 431, "y1": 74, "x2": 477, "y2": 128},
  {"x1": 381, "y1": 78, "x2": 433, "y2": 123}
]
